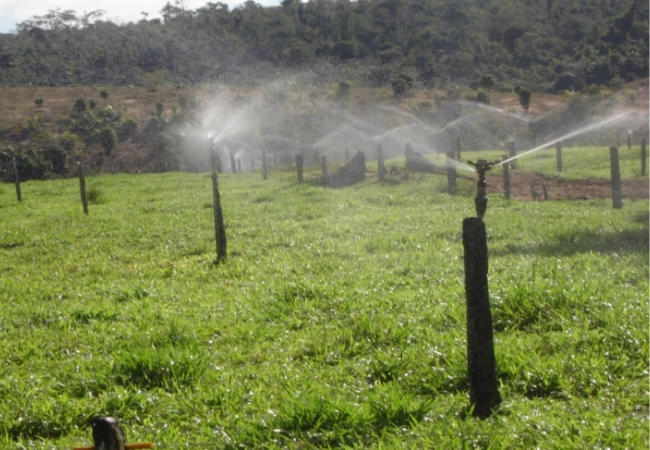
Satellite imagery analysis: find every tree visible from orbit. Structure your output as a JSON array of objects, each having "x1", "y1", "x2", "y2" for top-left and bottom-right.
[
  {"x1": 515, "y1": 86, "x2": 532, "y2": 113},
  {"x1": 97, "y1": 127, "x2": 118, "y2": 156},
  {"x1": 475, "y1": 89, "x2": 490, "y2": 105},
  {"x1": 73, "y1": 98, "x2": 87, "y2": 113},
  {"x1": 390, "y1": 72, "x2": 414, "y2": 97},
  {"x1": 478, "y1": 74, "x2": 495, "y2": 91}
]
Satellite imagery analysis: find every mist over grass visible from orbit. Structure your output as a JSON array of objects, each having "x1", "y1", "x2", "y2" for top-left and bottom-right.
[{"x1": 0, "y1": 168, "x2": 648, "y2": 448}]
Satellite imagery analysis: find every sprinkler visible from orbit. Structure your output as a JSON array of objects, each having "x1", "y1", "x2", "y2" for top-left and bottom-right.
[{"x1": 467, "y1": 159, "x2": 500, "y2": 219}]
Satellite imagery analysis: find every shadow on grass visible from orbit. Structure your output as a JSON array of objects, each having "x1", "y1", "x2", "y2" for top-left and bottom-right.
[{"x1": 493, "y1": 226, "x2": 649, "y2": 257}]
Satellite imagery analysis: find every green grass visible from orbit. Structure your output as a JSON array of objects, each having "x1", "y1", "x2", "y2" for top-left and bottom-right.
[{"x1": 0, "y1": 164, "x2": 648, "y2": 449}]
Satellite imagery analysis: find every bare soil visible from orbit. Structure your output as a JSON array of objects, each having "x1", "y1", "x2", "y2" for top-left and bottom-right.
[{"x1": 485, "y1": 171, "x2": 649, "y2": 201}]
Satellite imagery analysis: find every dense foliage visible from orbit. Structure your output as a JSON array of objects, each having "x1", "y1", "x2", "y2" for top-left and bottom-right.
[{"x1": 0, "y1": 0, "x2": 647, "y2": 91}]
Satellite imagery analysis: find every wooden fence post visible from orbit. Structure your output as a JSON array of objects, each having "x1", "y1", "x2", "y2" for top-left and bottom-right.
[
  {"x1": 508, "y1": 141, "x2": 517, "y2": 169},
  {"x1": 502, "y1": 155, "x2": 511, "y2": 200},
  {"x1": 456, "y1": 136, "x2": 462, "y2": 161},
  {"x1": 262, "y1": 148, "x2": 268, "y2": 180},
  {"x1": 609, "y1": 146, "x2": 623, "y2": 209},
  {"x1": 211, "y1": 151, "x2": 227, "y2": 262},
  {"x1": 321, "y1": 155, "x2": 329, "y2": 186},
  {"x1": 446, "y1": 151, "x2": 457, "y2": 195},
  {"x1": 377, "y1": 144, "x2": 386, "y2": 182},
  {"x1": 555, "y1": 141, "x2": 563, "y2": 173},
  {"x1": 296, "y1": 153, "x2": 304, "y2": 183},
  {"x1": 641, "y1": 138, "x2": 647, "y2": 177},
  {"x1": 13, "y1": 157, "x2": 21, "y2": 202},
  {"x1": 462, "y1": 217, "x2": 501, "y2": 418},
  {"x1": 230, "y1": 152, "x2": 237, "y2": 173},
  {"x1": 78, "y1": 162, "x2": 88, "y2": 215}
]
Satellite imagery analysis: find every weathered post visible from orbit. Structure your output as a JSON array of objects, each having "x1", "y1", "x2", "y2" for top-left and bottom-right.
[
  {"x1": 609, "y1": 146, "x2": 623, "y2": 209},
  {"x1": 377, "y1": 144, "x2": 386, "y2": 182},
  {"x1": 321, "y1": 154, "x2": 329, "y2": 186},
  {"x1": 296, "y1": 153, "x2": 304, "y2": 183},
  {"x1": 456, "y1": 136, "x2": 462, "y2": 161},
  {"x1": 262, "y1": 148, "x2": 268, "y2": 180},
  {"x1": 211, "y1": 150, "x2": 227, "y2": 262},
  {"x1": 462, "y1": 217, "x2": 501, "y2": 418},
  {"x1": 12, "y1": 157, "x2": 21, "y2": 202},
  {"x1": 641, "y1": 138, "x2": 647, "y2": 177},
  {"x1": 502, "y1": 155, "x2": 511, "y2": 200},
  {"x1": 446, "y1": 151, "x2": 457, "y2": 195},
  {"x1": 230, "y1": 152, "x2": 237, "y2": 173},
  {"x1": 236, "y1": 159, "x2": 242, "y2": 173},
  {"x1": 78, "y1": 162, "x2": 89, "y2": 215},
  {"x1": 555, "y1": 141, "x2": 563, "y2": 173},
  {"x1": 627, "y1": 135, "x2": 632, "y2": 150},
  {"x1": 507, "y1": 140, "x2": 517, "y2": 169}
]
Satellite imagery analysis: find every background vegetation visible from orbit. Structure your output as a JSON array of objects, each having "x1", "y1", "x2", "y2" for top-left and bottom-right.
[{"x1": 0, "y1": 0, "x2": 647, "y2": 91}]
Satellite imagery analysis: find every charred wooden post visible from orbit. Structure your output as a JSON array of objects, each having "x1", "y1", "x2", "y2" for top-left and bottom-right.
[
  {"x1": 211, "y1": 150, "x2": 228, "y2": 262},
  {"x1": 609, "y1": 146, "x2": 623, "y2": 209},
  {"x1": 91, "y1": 417, "x2": 127, "y2": 450},
  {"x1": 462, "y1": 218, "x2": 501, "y2": 418},
  {"x1": 555, "y1": 141, "x2": 563, "y2": 173},
  {"x1": 296, "y1": 153, "x2": 304, "y2": 183},
  {"x1": 78, "y1": 162, "x2": 88, "y2": 215}
]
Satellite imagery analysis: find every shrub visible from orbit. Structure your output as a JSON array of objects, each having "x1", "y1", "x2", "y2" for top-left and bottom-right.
[{"x1": 390, "y1": 73, "x2": 414, "y2": 97}]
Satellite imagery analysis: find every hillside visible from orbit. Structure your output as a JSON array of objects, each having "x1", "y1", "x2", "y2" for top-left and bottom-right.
[
  {"x1": 0, "y1": 0, "x2": 647, "y2": 91},
  {"x1": 0, "y1": 0, "x2": 647, "y2": 180},
  {"x1": 0, "y1": 75, "x2": 647, "y2": 181}
]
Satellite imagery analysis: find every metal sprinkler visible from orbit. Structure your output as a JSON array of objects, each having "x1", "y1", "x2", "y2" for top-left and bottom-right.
[{"x1": 467, "y1": 159, "x2": 500, "y2": 219}]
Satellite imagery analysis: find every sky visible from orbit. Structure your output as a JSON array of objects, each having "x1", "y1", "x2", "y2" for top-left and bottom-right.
[{"x1": 0, "y1": 0, "x2": 280, "y2": 34}]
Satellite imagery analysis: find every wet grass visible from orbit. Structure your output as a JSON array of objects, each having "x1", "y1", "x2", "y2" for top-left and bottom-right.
[
  {"x1": 458, "y1": 144, "x2": 648, "y2": 180},
  {"x1": 0, "y1": 169, "x2": 648, "y2": 448}
]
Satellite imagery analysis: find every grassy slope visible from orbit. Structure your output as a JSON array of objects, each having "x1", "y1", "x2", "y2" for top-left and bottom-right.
[{"x1": 0, "y1": 167, "x2": 648, "y2": 448}]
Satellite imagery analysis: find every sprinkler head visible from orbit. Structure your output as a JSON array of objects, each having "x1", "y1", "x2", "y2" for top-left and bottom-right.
[{"x1": 467, "y1": 159, "x2": 500, "y2": 219}]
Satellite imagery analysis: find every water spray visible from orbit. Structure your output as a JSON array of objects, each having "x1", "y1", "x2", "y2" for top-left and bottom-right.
[{"x1": 467, "y1": 159, "x2": 500, "y2": 219}]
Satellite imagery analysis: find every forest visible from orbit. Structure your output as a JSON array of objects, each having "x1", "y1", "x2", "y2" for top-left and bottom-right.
[{"x1": 0, "y1": 0, "x2": 647, "y2": 91}]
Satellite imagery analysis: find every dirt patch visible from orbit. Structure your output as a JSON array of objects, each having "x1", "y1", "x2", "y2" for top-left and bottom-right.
[{"x1": 485, "y1": 172, "x2": 649, "y2": 201}]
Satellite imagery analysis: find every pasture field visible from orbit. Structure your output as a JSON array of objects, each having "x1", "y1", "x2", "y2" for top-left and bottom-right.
[{"x1": 0, "y1": 159, "x2": 648, "y2": 449}]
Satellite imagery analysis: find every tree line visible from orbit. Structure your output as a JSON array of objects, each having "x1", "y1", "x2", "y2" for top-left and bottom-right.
[{"x1": 0, "y1": 0, "x2": 647, "y2": 92}]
